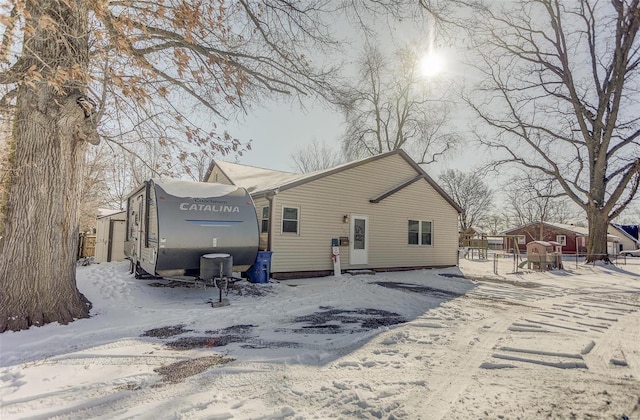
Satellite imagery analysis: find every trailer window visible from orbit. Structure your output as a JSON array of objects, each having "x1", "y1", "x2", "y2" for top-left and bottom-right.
[
  {"x1": 136, "y1": 200, "x2": 142, "y2": 225},
  {"x1": 282, "y1": 207, "x2": 299, "y2": 234},
  {"x1": 146, "y1": 186, "x2": 158, "y2": 245},
  {"x1": 261, "y1": 207, "x2": 269, "y2": 233}
]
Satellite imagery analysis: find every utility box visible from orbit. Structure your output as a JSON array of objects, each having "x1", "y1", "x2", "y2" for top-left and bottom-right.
[
  {"x1": 200, "y1": 253, "x2": 233, "y2": 280},
  {"x1": 331, "y1": 238, "x2": 341, "y2": 276}
]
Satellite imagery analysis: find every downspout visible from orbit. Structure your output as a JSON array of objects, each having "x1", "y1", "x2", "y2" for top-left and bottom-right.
[{"x1": 265, "y1": 190, "x2": 278, "y2": 252}]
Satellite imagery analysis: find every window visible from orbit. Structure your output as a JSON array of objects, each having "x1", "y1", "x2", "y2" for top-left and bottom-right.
[
  {"x1": 261, "y1": 207, "x2": 269, "y2": 233},
  {"x1": 516, "y1": 235, "x2": 526, "y2": 244},
  {"x1": 556, "y1": 235, "x2": 567, "y2": 246},
  {"x1": 354, "y1": 218, "x2": 366, "y2": 249},
  {"x1": 408, "y1": 220, "x2": 433, "y2": 246},
  {"x1": 282, "y1": 206, "x2": 299, "y2": 234},
  {"x1": 422, "y1": 221, "x2": 432, "y2": 245}
]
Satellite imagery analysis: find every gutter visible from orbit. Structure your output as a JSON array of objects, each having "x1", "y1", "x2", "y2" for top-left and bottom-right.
[{"x1": 265, "y1": 189, "x2": 278, "y2": 252}]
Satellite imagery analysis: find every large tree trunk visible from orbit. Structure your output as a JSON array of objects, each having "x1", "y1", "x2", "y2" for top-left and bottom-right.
[
  {"x1": 585, "y1": 208, "x2": 610, "y2": 263},
  {"x1": 0, "y1": 0, "x2": 98, "y2": 332}
]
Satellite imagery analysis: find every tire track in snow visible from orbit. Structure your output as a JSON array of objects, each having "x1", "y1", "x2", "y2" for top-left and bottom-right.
[{"x1": 411, "y1": 297, "x2": 519, "y2": 418}]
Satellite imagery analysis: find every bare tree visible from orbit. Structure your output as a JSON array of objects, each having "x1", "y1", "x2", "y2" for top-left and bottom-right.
[
  {"x1": 438, "y1": 169, "x2": 494, "y2": 240},
  {"x1": 0, "y1": 0, "x2": 350, "y2": 332},
  {"x1": 77, "y1": 144, "x2": 113, "y2": 232},
  {"x1": 504, "y1": 174, "x2": 581, "y2": 241},
  {"x1": 0, "y1": 116, "x2": 10, "y2": 235},
  {"x1": 338, "y1": 43, "x2": 459, "y2": 163},
  {"x1": 484, "y1": 214, "x2": 508, "y2": 236},
  {"x1": 456, "y1": 0, "x2": 640, "y2": 262},
  {"x1": 613, "y1": 202, "x2": 640, "y2": 225},
  {"x1": 291, "y1": 139, "x2": 344, "y2": 173}
]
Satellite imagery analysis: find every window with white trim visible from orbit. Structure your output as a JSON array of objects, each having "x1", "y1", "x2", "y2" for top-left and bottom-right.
[
  {"x1": 556, "y1": 235, "x2": 567, "y2": 246},
  {"x1": 408, "y1": 220, "x2": 433, "y2": 245},
  {"x1": 261, "y1": 207, "x2": 269, "y2": 233},
  {"x1": 516, "y1": 235, "x2": 526, "y2": 244},
  {"x1": 282, "y1": 206, "x2": 299, "y2": 234}
]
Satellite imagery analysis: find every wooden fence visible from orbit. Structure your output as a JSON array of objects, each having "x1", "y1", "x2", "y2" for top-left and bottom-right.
[{"x1": 78, "y1": 233, "x2": 96, "y2": 258}]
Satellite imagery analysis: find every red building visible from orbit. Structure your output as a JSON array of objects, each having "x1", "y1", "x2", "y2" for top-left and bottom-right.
[{"x1": 501, "y1": 222, "x2": 620, "y2": 255}]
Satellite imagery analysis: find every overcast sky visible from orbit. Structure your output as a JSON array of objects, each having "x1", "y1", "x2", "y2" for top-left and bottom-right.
[
  {"x1": 221, "y1": 11, "x2": 485, "y2": 176},
  {"x1": 226, "y1": 97, "x2": 344, "y2": 173}
]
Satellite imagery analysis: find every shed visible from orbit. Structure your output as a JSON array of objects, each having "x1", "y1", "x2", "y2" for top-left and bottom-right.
[
  {"x1": 204, "y1": 150, "x2": 463, "y2": 279},
  {"x1": 95, "y1": 210, "x2": 126, "y2": 263},
  {"x1": 526, "y1": 240, "x2": 563, "y2": 270}
]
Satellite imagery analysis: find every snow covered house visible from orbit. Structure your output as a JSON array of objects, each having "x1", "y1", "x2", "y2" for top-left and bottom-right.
[
  {"x1": 502, "y1": 222, "x2": 621, "y2": 255},
  {"x1": 608, "y1": 224, "x2": 640, "y2": 252},
  {"x1": 204, "y1": 150, "x2": 462, "y2": 279}
]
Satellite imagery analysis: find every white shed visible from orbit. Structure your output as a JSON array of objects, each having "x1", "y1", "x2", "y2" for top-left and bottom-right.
[{"x1": 95, "y1": 210, "x2": 126, "y2": 263}]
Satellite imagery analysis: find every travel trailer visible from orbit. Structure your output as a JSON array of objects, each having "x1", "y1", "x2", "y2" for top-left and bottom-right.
[{"x1": 124, "y1": 179, "x2": 259, "y2": 282}]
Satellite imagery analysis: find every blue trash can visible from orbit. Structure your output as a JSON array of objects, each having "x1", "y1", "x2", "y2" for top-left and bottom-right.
[{"x1": 246, "y1": 251, "x2": 272, "y2": 283}]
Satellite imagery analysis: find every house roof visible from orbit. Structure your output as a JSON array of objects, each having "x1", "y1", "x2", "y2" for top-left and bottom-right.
[
  {"x1": 610, "y1": 223, "x2": 640, "y2": 244},
  {"x1": 207, "y1": 150, "x2": 462, "y2": 213},
  {"x1": 502, "y1": 221, "x2": 620, "y2": 241},
  {"x1": 208, "y1": 161, "x2": 299, "y2": 193},
  {"x1": 469, "y1": 226, "x2": 487, "y2": 235},
  {"x1": 529, "y1": 240, "x2": 563, "y2": 247},
  {"x1": 96, "y1": 208, "x2": 125, "y2": 219}
]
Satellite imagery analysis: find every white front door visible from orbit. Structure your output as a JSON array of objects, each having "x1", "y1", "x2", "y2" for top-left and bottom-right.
[{"x1": 350, "y1": 215, "x2": 368, "y2": 265}]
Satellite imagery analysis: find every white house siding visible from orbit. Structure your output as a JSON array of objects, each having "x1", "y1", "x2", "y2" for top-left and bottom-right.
[
  {"x1": 608, "y1": 226, "x2": 637, "y2": 252},
  {"x1": 267, "y1": 154, "x2": 459, "y2": 274},
  {"x1": 206, "y1": 167, "x2": 233, "y2": 185}
]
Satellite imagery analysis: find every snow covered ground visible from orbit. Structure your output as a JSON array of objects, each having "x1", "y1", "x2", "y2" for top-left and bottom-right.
[{"x1": 1, "y1": 255, "x2": 639, "y2": 419}]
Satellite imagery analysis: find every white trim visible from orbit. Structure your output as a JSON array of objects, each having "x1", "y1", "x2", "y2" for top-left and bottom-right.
[
  {"x1": 350, "y1": 214, "x2": 369, "y2": 265},
  {"x1": 281, "y1": 205, "x2": 300, "y2": 235},
  {"x1": 260, "y1": 206, "x2": 269, "y2": 233},
  {"x1": 408, "y1": 219, "x2": 434, "y2": 246}
]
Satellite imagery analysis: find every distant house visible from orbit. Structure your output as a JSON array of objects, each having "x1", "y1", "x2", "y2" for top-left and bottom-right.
[
  {"x1": 502, "y1": 222, "x2": 620, "y2": 255},
  {"x1": 608, "y1": 224, "x2": 640, "y2": 252},
  {"x1": 487, "y1": 236, "x2": 504, "y2": 251},
  {"x1": 204, "y1": 150, "x2": 462, "y2": 279}
]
